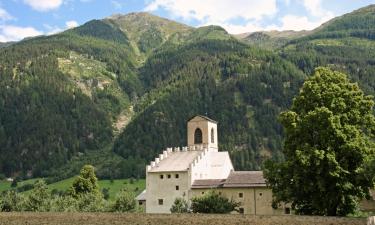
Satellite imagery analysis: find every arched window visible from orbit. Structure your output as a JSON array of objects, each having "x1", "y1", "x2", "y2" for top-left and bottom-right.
[
  {"x1": 211, "y1": 128, "x2": 214, "y2": 143},
  {"x1": 194, "y1": 128, "x2": 202, "y2": 144}
]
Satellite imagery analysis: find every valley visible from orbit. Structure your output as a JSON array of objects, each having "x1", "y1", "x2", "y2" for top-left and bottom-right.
[{"x1": 0, "y1": 4, "x2": 374, "y2": 189}]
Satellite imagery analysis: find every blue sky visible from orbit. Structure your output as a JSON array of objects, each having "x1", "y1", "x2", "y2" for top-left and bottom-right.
[{"x1": 0, "y1": 0, "x2": 374, "y2": 42}]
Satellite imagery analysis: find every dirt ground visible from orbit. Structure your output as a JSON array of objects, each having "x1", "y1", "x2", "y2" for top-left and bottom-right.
[
  {"x1": 0, "y1": 213, "x2": 367, "y2": 225},
  {"x1": 0, "y1": 212, "x2": 368, "y2": 225}
]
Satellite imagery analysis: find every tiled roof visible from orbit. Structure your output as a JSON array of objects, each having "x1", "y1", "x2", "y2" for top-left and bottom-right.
[
  {"x1": 191, "y1": 179, "x2": 225, "y2": 189},
  {"x1": 223, "y1": 171, "x2": 266, "y2": 187},
  {"x1": 191, "y1": 171, "x2": 267, "y2": 189}
]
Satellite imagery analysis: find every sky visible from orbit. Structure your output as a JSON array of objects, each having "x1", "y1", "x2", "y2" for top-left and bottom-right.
[{"x1": 0, "y1": 0, "x2": 374, "y2": 42}]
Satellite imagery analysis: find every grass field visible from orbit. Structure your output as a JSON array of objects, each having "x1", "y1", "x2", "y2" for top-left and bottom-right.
[
  {"x1": 0, "y1": 178, "x2": 145, "y2": 200},
  {"x1": 0, "y1": 213, "x2": 367, "y2": 225}
]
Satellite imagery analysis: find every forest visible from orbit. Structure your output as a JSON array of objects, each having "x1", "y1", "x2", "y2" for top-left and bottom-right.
[{"x1": 0, "y1": 5, "x2": 374, "y2": 181}]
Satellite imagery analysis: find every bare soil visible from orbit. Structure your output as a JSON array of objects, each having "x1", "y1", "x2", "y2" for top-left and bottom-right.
[{"x1": 0, "y1": 213, "x2": 366, "y2": 225}]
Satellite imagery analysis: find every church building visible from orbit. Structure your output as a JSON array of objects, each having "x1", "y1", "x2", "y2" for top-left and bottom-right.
[{"x1": 138, "y1": 115, "x2": 290, "y2": 214}]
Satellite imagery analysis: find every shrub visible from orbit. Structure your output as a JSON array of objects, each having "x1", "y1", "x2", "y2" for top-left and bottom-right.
[
  {"x1": 24, "y1": 179, "x2": 51, "y2": 211},
  {"x1": 112, "y1": 189, "x2": 136, "y2": 212},
  {"x1": 191, "y1": 191, "x2": 240, "y2": 214},
  {"x1": 170, "y1": 198, "x2": 189, "y2": 213}
]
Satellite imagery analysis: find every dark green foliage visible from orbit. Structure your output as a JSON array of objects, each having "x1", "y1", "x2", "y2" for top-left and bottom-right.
[
  {"x1": 114, "y1": 39, "x2": 304, "y2": 171},
  {"x1": 170, "y1": 198, "x2": 189, "y2": 213},
  {"x1": 191, "y1": 191, "x2": 240, "y2": 214},
  {"x1": 69, "y1": 20, "x2": 129, "y2": 44},
  {"x1": 264, "y1": 68, "x2": 375, "y2": 216},
  {"x1": 102, "y1": 188, "x2": 110, "y2": 200}
]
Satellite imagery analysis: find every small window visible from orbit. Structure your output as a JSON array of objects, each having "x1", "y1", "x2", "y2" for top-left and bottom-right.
[
  {"x1": 160, "y1": 174, "x2": 164, "y2": 179},
  {"x1": 202, "y1": 192, "x2": 205, "y2": 195},
  {"x1": 259, "y1": 192, "x2": 263, "y2": 196},
  {"x1": 167, "y1": 174, "x2": 171, "y2": 179},
  {"x1": 211, "y1": 128, "x2": 215, "y2": 143},
  {"x1": 139, "y1": 201, "x2": 143, "y2": 205},
  {"x1": 176, "y1": 185, "x2": 179, "y2": 190},
  {"x1": 158, "y1": 199, "x2": 163, "y2": 205},
  {"x1": 175, "y1": 174, "x2": 179, "y2": 178},
  {"x1": 239, "y1": 208, "x2": 244, "y2": 214},
  {"x1": 285, "y1": 207, "x2": 291, "y2": 214},
  {"x1": 239, "y1": 193, "x2": 243, "y2": 198}
]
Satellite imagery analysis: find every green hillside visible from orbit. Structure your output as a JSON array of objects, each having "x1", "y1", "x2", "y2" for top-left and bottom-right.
[
  {"x1": 282, "y1": 4, "x2": 375, "y2": 95},
  {"x1": 0, "y1": 6, "x2": 375, "y2": 181}
]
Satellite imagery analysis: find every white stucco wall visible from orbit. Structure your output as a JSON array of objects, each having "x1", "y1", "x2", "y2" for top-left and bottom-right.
[
  {"x1": 146, "y1": 171, "x2": 189, "y2": 213},
  {"x1": 190, "y1": 151, "x2": 233, "y2": 182}
]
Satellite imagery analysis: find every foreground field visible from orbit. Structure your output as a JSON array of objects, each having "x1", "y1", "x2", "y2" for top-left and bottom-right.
[{"x1": 0, "y1": 213, "x2": 366, "y2": 225}]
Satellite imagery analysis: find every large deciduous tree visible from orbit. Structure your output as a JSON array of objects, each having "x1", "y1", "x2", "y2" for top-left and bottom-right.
[{"x1": 264, "y1": 67, "x2": 375, "y2": 216}]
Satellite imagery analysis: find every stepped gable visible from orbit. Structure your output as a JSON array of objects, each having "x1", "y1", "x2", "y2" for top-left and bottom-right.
[{"x1": 147, "y1": 145, "x2": 208, "y2": 172}]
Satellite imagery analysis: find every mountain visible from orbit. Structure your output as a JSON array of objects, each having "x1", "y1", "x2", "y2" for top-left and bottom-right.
[
  {"x1": 281, "y1": 4, "x2": 375, "y2": 95},
  {"x1": 236, "y1": 30, "x2": 309, "y2": 49},
  {"x1": 0, "y1": 6, "x2": 374, "y2": 180}
]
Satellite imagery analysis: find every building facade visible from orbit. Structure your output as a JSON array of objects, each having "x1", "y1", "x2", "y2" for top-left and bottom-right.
[
  {"x1": 140, "y1": 115, "x2": 288, "y2": 214},
  {"x1": 138, "y1": 115, "x2": 375, "y2": 214}
]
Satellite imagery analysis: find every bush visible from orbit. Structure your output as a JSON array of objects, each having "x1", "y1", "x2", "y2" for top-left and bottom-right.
[
  {"x1": 50, "y1": 195, "x2": 78, "y2": 212},
  {"x1": 170, "y1": 198, "x2": 189, "y2": 213},
  {"x1": 191, "y1": 191, "x2": 240, "y2": 214},
  {"x1": 76, "y1": 193, "x2": 108, "y2": 212},
  {"x1": 24, "y1": 179, "x2": 51, "y2": 211},
  {"x1": 112, "y1": 189, "x2": 136, "y2": 212},
  {"x1": 0, "y1": 190, "x2": 26, "y2": 212}
]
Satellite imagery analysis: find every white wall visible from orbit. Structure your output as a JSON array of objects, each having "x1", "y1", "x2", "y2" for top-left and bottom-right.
[{"x1": 146, "y1": 171, "x2": 189, "y2": 213}]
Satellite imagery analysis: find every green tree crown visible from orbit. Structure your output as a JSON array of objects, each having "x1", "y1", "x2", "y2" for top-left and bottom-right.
[{"x1": 264, "y1": 67, "x2": 375, "y2": 216}]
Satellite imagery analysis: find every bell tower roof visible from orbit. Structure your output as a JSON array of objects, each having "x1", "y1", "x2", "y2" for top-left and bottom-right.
[{"x1": 188, "y1": 115, "x2": 218, "y2": 124}]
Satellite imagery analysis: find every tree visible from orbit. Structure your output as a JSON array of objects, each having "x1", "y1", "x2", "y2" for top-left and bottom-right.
[
  {"x1": 190, "y1": 191, "x2": 240, "y2": 214},
  {"x1": 170, "y1": 197, "x2": 189, "y2": 213},
  {"x1": 112, "y1": 189, "x2": 137, "y2": 212},
  {"x1": 264, "y1": 67, "x2": 375, "y2": 216},
  {"x1": 69, "y1": 165, "x2": 100, "y2": 198}
]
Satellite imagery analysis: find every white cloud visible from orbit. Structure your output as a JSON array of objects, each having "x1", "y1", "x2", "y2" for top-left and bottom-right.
[
  {"x1": 23, "y1": 0, "x2": 63, "y2": 11},
  {"x1": 65, "y1": 20, "x2": 78, "y2": 29},
  {"x1": 145, "y1": 0, "x2": 278, "y2": 24},
  {"x1": 277, "y1": 15, "x2": 322, "y2": 31},
  {"x1": 111, "y1": 0, "x2": 123, "y2": 10},
  {"x1": 0, "y1": 8, "x2": 14, "y2": 21},
  {"x1": 0, "y1": 25, "x2": 42, "y2": 42}
]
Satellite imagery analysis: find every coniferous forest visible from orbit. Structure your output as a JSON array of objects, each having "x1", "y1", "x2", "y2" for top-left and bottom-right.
[{"x1": 0, "y1": 5, "x2": 375, "y2": 181}]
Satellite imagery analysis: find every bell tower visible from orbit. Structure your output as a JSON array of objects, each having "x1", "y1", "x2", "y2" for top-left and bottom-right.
[{"x1": 187, "y1": 115, "x2": 218, "y2": 151}]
